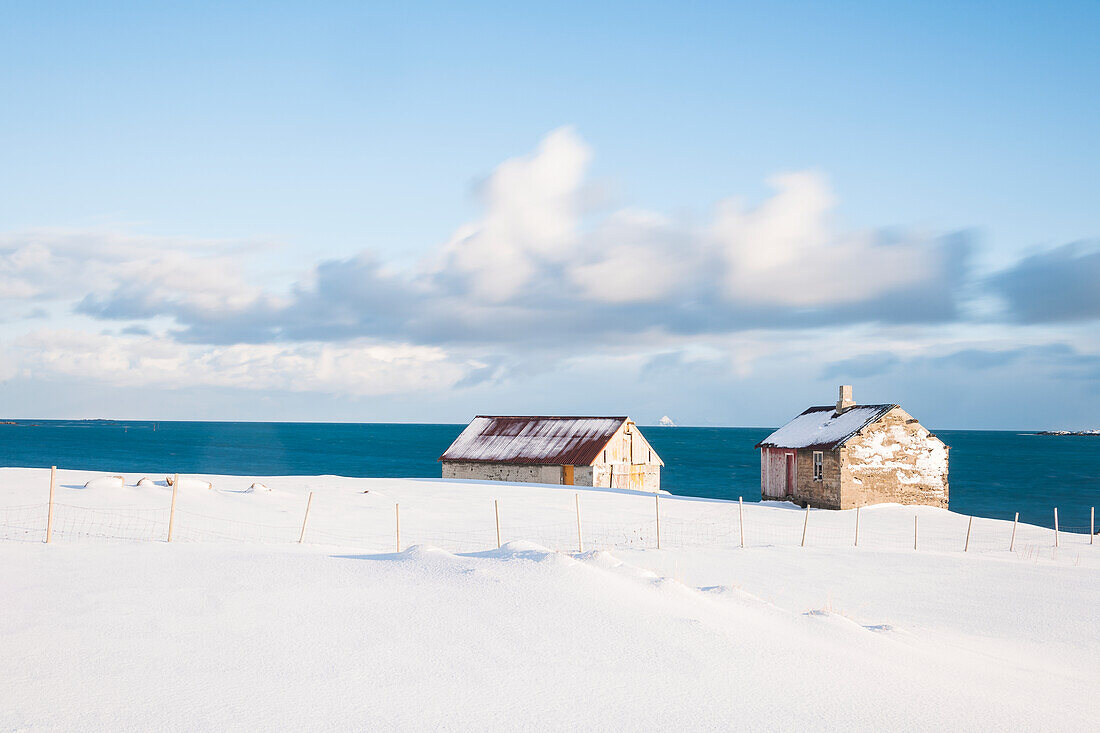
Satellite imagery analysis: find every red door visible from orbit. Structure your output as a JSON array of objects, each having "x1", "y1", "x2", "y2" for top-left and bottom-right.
[{"x1": 785, "y1": 453, "x2": 795, "y2": 496}]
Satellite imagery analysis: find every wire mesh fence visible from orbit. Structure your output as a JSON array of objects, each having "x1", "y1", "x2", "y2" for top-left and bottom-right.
[
  {"x1": 0, "y1": 504, "x2": 49, "y2": 543},
  {"x1": 0, "y1": 490, "x2": 1096, "y2": 560},
  {"x1": 49, "y1": 504, "x2": 170, "y2": 543}
]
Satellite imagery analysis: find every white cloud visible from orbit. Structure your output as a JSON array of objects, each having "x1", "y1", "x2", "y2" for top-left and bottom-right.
[
  {"x1": 430, "y1": 131, "x2": 956, "y2": 315},
  {"x1": 3, "y1": 130, "x2": 969, "y2": 353},
  {"x1": 0, "y1": 228, "x2": 278, "y2": 319},
  {"x1": 712, "y1": 171, "x2": 939, "y2": 307},
  {"x1": 8, "y1": 330, "x2": 479, "y2": 397},
  {"x1": 437, "y1": 127, "x2": 590, "y2": 302},
  {"x1": 569, "y1": 210, "x2": 700, "y2": 303},
  {"x1": 0, "y1": 128, "x2": 983, "y2": 402}
]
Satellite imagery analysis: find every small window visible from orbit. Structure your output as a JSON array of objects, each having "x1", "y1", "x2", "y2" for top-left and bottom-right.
[
  {"x1": 602, "y1": 450, "x2": 607, "y2": 463},
  {"x1": 648, "y1": 449, "x2": 652, "y2": 462},
  {"x1": 812, "y1": 451, "x2": 824, "y2": 481}
]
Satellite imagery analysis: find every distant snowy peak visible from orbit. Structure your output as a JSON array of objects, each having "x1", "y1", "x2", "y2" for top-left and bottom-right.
[{"x1": 658, "y1": 416, "x2": 676, "y2": 427}]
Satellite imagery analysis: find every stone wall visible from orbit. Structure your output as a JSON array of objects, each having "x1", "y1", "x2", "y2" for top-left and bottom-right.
[
  {"x1": 442, "y1": 460, "x2": 660, "y2": 491},
  {"x1": 792, "y1": 448, "x2": 842, "y2": 509},
  {"x1": 760, "y1": 448, "x2": 840, "y2": 507},
  {"x1": 573, "y1": 465, "x2": 595, "y2": 486},
  {"x1": 838, "y1": 407, "x2": 949, "y2": 508},
  {"x1": 441, "y1": 462, "x2": 567, "y2": 485}
]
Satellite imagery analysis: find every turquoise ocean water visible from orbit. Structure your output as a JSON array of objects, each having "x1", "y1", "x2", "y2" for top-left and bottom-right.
[{"x1": 1, "y1": 421, "x2": 1097, "y2": 532}]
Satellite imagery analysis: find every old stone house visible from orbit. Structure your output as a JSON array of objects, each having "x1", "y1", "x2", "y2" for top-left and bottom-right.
[
  {"x1": 755, "y1": 386, "x2": 948, "y2": 509},
  {"x1": 440, "y1": 416, "x2": 663, "y2": 492}
]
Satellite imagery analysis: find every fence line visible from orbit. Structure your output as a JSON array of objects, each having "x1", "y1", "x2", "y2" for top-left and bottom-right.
[
  {"x1": 299, "y1": 492, "x2": 314, "y2": 544},
  {"x1": 0, "y1": 490, "x2": 1096, "y2": 561},
  {"x1": 46, "y1": 466, "x2": 56, "y2": 543},
  {"x1": 0, "y1": 504, "x2": 49, "y2": 543},
  {"x1": 575, "y1": 493, "x2": 583, "y2": 553},
  {"x1": 167, "y1": 473, "x2": 179, "y2": 542}
]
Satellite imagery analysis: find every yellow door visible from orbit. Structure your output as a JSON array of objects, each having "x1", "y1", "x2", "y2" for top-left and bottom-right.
[{"x1": 562, "y1": 465, "x2": 574, "y2": 485}]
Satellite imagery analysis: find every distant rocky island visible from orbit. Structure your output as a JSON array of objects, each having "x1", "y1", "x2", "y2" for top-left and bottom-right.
[{"x1": 1036, "y1": 429, "x2": 1100, "y2": 436}]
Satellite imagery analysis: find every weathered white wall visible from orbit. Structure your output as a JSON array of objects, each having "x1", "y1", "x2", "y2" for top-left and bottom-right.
[
  {"x1": 839, "y1": 407, "x2": 949, "y2": 508},
  {"x1": 588, "y1": 421, "x2": 662, "y2": 492},
  {"x1": 592, "y1": 463, "x2": 660, "y2": 492}
]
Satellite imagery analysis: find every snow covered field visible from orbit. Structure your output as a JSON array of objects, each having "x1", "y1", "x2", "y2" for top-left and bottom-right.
[{"x1": 2, "y1": 468, "x2": 1098, "y2": 731}]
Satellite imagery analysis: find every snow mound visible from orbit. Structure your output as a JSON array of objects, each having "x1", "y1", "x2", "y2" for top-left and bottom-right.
[
  {"x1": 246, "y1": 482, "x2": 271, "y2": 493},
  {"x1": 83, "y1": 475, "x2": 124, "y2": 490},
  {"x1": 400, "y1": 545, "x2": 457, "y2": 562},
  {"x1": 580, "y1": 550, "x2": 662, "y2": 582},
  {"x1": 166, "y1": 476, "x2": 213, "y2": 491},
  {"x1": 498, "y1": 539, "x2": 553, "y2": 555},
  {"x1": 471, "y1": 540, "x2": 560, "y2": 563}
]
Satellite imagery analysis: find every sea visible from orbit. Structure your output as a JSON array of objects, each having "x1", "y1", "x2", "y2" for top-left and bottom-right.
[{"x1": 1, "y1": 420, "x2": 1097, "y2": 532}]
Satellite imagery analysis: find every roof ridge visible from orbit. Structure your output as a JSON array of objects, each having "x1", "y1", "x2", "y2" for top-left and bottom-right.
[
  {"x1": 802, "y1": 403, "x2": 896, "y2": 413},
  {"x1": 473, "y1": 415, "x2": 628, "y2": 421}
]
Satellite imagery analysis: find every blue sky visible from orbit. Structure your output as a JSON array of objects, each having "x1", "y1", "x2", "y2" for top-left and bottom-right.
[{"x1": 1, "y1": 1, "x2": 1098, "y2": 428}]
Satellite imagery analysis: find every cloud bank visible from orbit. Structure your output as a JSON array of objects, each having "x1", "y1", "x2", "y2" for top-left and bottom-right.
[
  {"x1": 1, "y1": 128, "x2": 1098, "y2": 419},
  {"x1": 5, "y1": 330, "x2": 478, "y2": 397},
  {"x1": 990, "y1": 241, "x2": 1100, "y2": 323},
  {"x1": 64, "y1": 129, "x2": 972, "y2": 348}
]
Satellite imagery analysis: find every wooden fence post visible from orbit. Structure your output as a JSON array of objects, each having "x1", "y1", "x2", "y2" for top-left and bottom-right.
[
  {"x1": 738, "y1": 496, "x2": 744, "y2": 548},
  {"x1": 1054, "y1": 507, "x2": 1059, "y2": 548},
  {"x1": 800, "y1": 505, "x2": 809, "y2": 547},
  {"x1": 1010, "y1": 512, "x2": 1018, "y2": 552},
  {"x1": 395, "y1": 503, "x2": 401, "y2": 552},
  {"x1": 854, "y1": 505, "x2": 860, "y2": 547},
  {"x1": 298, "y1": 491, "x2": 313, "y2": 544},
  {"x1": 964, "y1": 516, "x2": 973, "y2": 552},
  {"x1": 494, "y1": 499, "x2": 501, "y2": 549},
  {"x1": 913, "y1": 515, "x2": 918, "y2": 551},
  {"x1": 655, "y1": 494, "x2": 661, "y2": 550},
  {"x1": 1091, "y1": 507, "x2": 1095, "y2": 544},
  {"x1": 46, "y1": 466, "x2": 56, "y2": 544},
  {"x1": 167, "y1": 473, "x2": 179, "y2": 542},
  {"x1": 575, "y1": 493, "x2": 583, "y2": 553}
]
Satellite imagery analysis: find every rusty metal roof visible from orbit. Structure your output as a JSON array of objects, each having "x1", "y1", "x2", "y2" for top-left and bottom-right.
[{"x1": 439, "y1": 416, "x2": 628, "y2": 466}]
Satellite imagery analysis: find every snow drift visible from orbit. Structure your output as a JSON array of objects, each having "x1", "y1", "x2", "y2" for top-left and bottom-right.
[
  {"x1": 83, "y1": 475, "x2": 124, "y2": 490},
  {"x1": 166, "y1": 476, "x2": 213, "y2": 491},
  {"x1": 0, "y1": 467, "x2": 1095, "y2": 731}
]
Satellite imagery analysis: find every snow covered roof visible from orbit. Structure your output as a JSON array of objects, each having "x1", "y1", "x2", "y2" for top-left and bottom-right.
[
  {"x1": 755, "y1": 404, "x2": 897, "y2": 450},
  {"x1": 439, "y1": 416, "x2": 629, "y2": 466}
]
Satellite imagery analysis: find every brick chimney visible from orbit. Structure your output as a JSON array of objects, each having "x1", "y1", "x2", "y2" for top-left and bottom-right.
[{"x1": 836, "y1": 385, "x2": 855, "y2": 413}]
